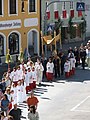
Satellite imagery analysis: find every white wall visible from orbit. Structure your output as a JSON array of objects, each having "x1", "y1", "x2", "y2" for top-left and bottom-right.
[{"x1": 85, "y1": 0, "x2": 90, "y2": 37}]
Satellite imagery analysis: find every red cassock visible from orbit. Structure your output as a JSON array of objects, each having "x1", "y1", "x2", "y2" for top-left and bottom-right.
[
  {"x1": 62, "y1": 10, "x2": 67, "y2": 18},
  {"x1": 65, "y1": 72, "x2": 70, "y2": 78},
  {"x1": 46, "y1": 11, "x2": 50, "y2": 20},
  {"x1": 70, "y1": 9, "x2": 74, "y2": 18},
  {"x1": 46, "y1": 72, "x2": 53, "y2": 81}
]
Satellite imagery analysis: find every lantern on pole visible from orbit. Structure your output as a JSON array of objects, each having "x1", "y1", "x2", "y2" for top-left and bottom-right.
[
  {"x1": 18, "y1": 48, "x2": 24, "y2": 63},
  {"x1": 5, "y1": 49, "x2": 12, "y2": 69}
]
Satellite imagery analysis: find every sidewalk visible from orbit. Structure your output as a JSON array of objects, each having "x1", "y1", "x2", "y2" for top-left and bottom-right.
[{"x1": 62, "y1": 39, "x2": 88, "y2": 52}]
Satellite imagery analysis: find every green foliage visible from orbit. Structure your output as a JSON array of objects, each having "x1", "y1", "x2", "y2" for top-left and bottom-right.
[
  {"x1": 68, "y1": 16, "x2": 73, "y2": 38},
  {"x1": 54, "y1": 17, "x2": 63, "y2": 31},
  {"x1": 80, "y1": 17, "x2": 86, "y2": 33}
]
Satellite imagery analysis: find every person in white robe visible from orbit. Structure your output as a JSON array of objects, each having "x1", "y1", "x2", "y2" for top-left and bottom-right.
[
  {"x1": 46, "y1": 57, "x2": 54, "y2": 81},
  {"x1": 16, "y1": 66, "x2": 23, "y2": 82},
  {"x1": 11, "y1": 83, "x2": 17, "y2": 105},
  {"x1": 35, "y1": 61, "x2": 44, "y2": 85},
  {"x1": 70, "y1": 57, "x2": 76, "y2": 75},
  {"x1": 27, "y1": 67, "x2": 32, "y2": 92},
  {"x1": 10, "y1": 67, "x2": 18, "y2": 86},
  {"x1": 23, "y1": 69, "x2": 29, "y2": 94},
  {"x1": 64, "y1": 59, "x2": 70, "y2": 78},
  {"x1": 86, "y1": 47, "x2": 90, "y2": 68},
  {"x1": 17, "y1": 81, "x2": 22, "y2": 103},
  {"x1": 21, "y1": 79, "x2": 27, "y2": 102},
  {"x1": 31, "y1": 66, "x2": 37, "y2": 89},
  {"x1": 10, "y1": 90, "x2": 16, "y2": 109}
]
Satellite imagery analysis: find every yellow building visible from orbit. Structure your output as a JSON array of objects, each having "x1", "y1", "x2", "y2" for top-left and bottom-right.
[{"x1": 0, "y1": 0, "x2": 40, "y2": 63}]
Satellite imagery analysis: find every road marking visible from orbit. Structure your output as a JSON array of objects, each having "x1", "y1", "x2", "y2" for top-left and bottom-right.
[
  {"x1": 72, "y1": 109, "x2": 90, "y2": 113},
  {"x1": 71, "y1": 96, "x2": 90, "y2": 111}
]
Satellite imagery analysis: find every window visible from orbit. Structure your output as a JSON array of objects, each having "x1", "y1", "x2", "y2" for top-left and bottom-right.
[
  {"x1": 0, "y1": 35, "x2": 4, "y2": 56},
  {"x1": 29, "y1": 0, "x2": 36, "y2": 12},
  {"x1": 9, "y1": 33, "x2": 19, "y2": 54},
  {"x1": 21, "y1": 0, "x2": 25, "y2": 12},
  {"x1": 0, "y1": 0, "x2": 2, "y2": 15},
  {"x1": 9, "y1": 0, "x2": 16, "y2": 14}
]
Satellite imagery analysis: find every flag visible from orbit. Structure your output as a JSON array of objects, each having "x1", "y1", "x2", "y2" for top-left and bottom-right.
[
  {"x1": 78, "y1": 11, "x2": 82, "y2": 17},
  {"x1": 46, "y1": 11, "x2": 50, "y2": 20},
  {"x1": 54, "y1": 11, "x2": 59, "y2": 19},
  {"x1": 70, "y1": 9, "x2": 74, "y2": 18},
  {"x1": 62, "y1": 10, "x2": 67, "y2": 18}
]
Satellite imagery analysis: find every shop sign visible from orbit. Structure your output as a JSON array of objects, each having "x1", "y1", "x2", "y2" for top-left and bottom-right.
[
  {"x1": 24, "y1": 18, "x2": 38, "y2": 27},
  {"x1": 0, "y1": 19, "x2": 21, "y2": 30}
]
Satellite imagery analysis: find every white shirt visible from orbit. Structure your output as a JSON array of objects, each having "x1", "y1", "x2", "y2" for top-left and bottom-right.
[
  {"x1": 27, "y1": 71, "x2": 32, "y2": 84},
  {"x1": 64, "y1": 61, "x2": 70, "y2": 72},
  {"x1": 46, "y1": 62, "x2": 54, "y2": 73},
  {"x1": 10, "y1": 71, "x2": 17, "y2": 82},
  {"x1": 16, "y1": 69, "x2": 23, "y2": 80}
]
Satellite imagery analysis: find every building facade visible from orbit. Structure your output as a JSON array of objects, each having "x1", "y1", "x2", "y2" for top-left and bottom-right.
[
  {"x1": 85, "y1": 0, "x2": 90, "y2": 37},
  {"x1": 41, "y1": 0, "x2": 86, "y2": 44},
  {"x1": 0, "y1": 0, "x2": 40, "y2": 63}
]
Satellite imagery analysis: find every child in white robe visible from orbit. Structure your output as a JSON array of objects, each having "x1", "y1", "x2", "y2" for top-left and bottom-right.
[
  {"x1": 21, "y1": 79, "x2": 27, "y2": 102},
  {"x1": 35, "y1": 62, "x2": 44, "y2": 85},
  {"x1": 46, "y1": 57, "x2": 54, "y2": 81},
  {"x1": 11, "y1": 83, "x2": 17, "y2": 105},
  {"x1": 31, "y1": 66, "x2": 37, "y2": 89},
  {"x1": 16, "y1": 66, "x2": 23, "y2": 82},
  {"x1": 17, "y1": 81, "x2": 22, "y2": 103},
  {"x1": 10, "y1": 67, "x2": 18, "y2": 86},
  {"x1": 64, "y1": 59, "x2": 70, "y2": 78},
  {"x1": 27, "y1": 67, "x2": 32, "y2": 92}
]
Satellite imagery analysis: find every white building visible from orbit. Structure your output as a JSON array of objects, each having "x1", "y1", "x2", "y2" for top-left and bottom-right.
[{"x1": 85, "y1": 0, "x2": 90, "y2": 37}]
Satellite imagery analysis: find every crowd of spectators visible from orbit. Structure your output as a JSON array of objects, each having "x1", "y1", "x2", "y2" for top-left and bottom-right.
[{"x1": 0, "y1": 40, "x2": 90, "y2": 119}]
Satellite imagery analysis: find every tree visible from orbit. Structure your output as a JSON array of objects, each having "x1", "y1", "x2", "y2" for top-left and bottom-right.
[
  {"x1": 80, "y1": 16, "x2": 86, "y2": 34},
  {"x1": 54, "y1": 17, "x2": 63, "y2": 34},
  {"x1": 68, "y1": 16, "x2": 73, "y2": 39}
]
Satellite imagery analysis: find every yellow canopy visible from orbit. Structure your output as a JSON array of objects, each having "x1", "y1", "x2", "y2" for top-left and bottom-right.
[
  {"x1": 43, "y1": 35, "x2": 53, "y2": 45},
  {"x1": 43, "y1": 34, "x2": 61, "y2": 45}
]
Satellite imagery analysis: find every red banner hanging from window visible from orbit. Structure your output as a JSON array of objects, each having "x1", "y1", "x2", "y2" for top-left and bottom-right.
[
  {"x1": 70, "y1": 9, "x2": 74, "y2": 18},
  {"x1": 46, "y1": 11, "x2": 50, "y2": 20},
  {"x1": 62, "y1": 10, "x2": 67, "y2": 18},
  {"x1": 54, "y1": 11, "x2": 59, "y2": 19},
  {"x1": 78, "y1": 11, "x2": 82, "y2": 17}
]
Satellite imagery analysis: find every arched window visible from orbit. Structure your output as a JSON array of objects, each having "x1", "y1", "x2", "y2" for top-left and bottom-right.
[
  {"x1": 9, "y1": 33, "x2": 19, "y2": 55},
  {"x1": 0, "y1": 35, "x2": 4, "y2": 56}
]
